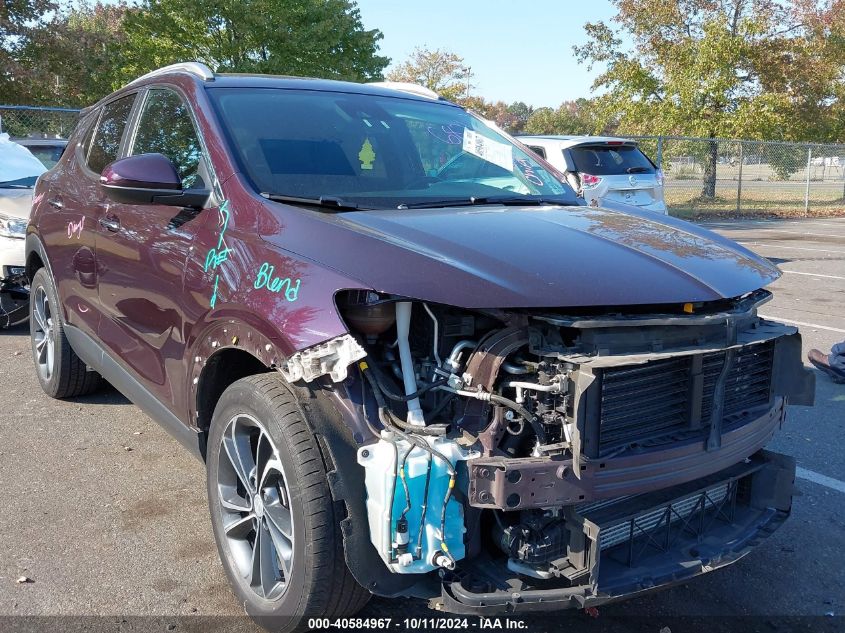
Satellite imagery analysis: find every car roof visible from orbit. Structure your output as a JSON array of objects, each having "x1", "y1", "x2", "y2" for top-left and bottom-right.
[
  {"x1": 84, "y1": 63, "x2": 463, "y2": 113},
  {"x1": 210, "y1": 74, "x2": 456, "y2": 102},
  {"x1": 517, "y1": 135, "x2": 639, "y2": 148}
]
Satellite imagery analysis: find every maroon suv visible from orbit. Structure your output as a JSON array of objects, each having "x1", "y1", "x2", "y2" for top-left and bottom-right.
[{"x1": 26, "y1": 62, "x2": 814, "y2": 631}]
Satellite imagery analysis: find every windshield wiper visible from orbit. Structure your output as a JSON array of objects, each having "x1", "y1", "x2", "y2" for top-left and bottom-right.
[
  {"x1": 625, "y1": 167, "x2": 651, "y2": 174},
  {"x1": 261, "y1": 193, "x2": 363, "y2": 211},
  {"x1": 398, "y1": 196, "x2": 571, "y2": 210}
]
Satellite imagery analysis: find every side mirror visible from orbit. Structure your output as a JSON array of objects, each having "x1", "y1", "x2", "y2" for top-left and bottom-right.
[{"x1": 100, "y1": 153, "x2": 210, "y2": 209}]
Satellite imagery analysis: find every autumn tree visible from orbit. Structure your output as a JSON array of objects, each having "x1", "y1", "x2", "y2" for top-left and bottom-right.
[
  {"x1": 574, "y1": 0, "x2": 845, "y2": 198},
  {"x1": 120, "y1": 0, "x2": 388, "y2": 84},
  {"x1": 386, "y1": 47, "x2": 471, "y2": 101},
  {"x1": 456, "y1": 96, "x2": 519, "y2": 130}
]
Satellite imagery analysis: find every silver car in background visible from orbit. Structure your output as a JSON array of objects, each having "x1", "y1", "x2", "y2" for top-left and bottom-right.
[{"x1": 517, "y1": 135, "x2": 667, "y2": 214}]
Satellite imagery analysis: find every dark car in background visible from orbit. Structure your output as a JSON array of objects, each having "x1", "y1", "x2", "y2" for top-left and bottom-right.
[
  {"x1": 14, "y1": 137, "x2": 68, "y2": 170},
  {"x1": 26, "y1": 62, "x2": 813, "y2": 631}
]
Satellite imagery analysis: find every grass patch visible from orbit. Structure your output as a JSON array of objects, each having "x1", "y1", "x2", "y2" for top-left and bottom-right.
[{"x1": 664, "y1": 187, "x2": 845, "y2": 220}]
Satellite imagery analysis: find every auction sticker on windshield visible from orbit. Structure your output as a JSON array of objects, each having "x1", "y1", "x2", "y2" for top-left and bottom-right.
[{"x1": 462, "y1": 128, "x2": 513, "y2": 172}]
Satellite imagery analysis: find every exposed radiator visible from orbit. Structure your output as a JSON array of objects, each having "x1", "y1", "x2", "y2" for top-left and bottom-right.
[{"x1": 598, "y1": 340, "x2": 775, "y2": 455}]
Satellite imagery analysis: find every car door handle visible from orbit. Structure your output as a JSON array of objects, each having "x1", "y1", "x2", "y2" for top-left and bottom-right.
[
  {"x1": 48, "y1": 196, "x2": 63, "y2": 210},
  {"x1": 99, "y1": 216, "x2": 120, "y2": 232}
]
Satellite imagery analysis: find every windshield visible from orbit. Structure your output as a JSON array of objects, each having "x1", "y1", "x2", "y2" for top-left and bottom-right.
[
  {"x1": 568, "y1": 144, "x2": 656, "y2": 176},
  {"x1": 0, "y1": 133, "x2": 47, "y2": 188},
  {"x1": 209, "y1": 87, "x2": 577, "y2": 210}
]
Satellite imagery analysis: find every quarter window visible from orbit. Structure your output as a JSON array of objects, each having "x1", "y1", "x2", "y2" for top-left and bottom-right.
[
  {"x1": 131, "y1": 89, "x2": 205, "y2": 188},
  {"x1": 87, "y1": 95, "x2": 135, "y2": 174}
]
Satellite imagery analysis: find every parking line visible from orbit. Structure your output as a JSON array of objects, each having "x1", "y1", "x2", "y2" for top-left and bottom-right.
[
  {"x1": 752, "y1": 228, "x2": 845, "y2": 239},
  {"x1": 759, "y1": 314, "x2": 845, "y2": 333},
  {"x1": 781, "y1": 269, "x2": 845, "y2": 281},
  {"x1": 738, "y1": 241, "x2": 845, "y2": 255},
  {"x1": 796, "y1": 467, "x2": 845, "y2": 495},
  {"x1": 784, "y1": 221, "x2": 845, "y2": 227}
]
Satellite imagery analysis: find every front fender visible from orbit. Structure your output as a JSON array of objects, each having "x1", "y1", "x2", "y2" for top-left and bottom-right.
[
  {"x1": 186, "y1": 314, "x2": 288, "y2": 429},
  {"x1": 183, "y1": 188, "x2": 373, "y2": 427}
]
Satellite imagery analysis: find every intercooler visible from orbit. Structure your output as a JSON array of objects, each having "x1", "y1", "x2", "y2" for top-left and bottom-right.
[
  {"x1": 578, "y1": 481, "x2": 733, "y2": 553},
  {"x1": 597, "y1": 340, "x2": 775, "y2": 455}
]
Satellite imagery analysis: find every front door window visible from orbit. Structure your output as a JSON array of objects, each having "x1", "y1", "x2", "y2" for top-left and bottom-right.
[{"x1": 131, "y1": 89, "x2": 206, "y2": 188}]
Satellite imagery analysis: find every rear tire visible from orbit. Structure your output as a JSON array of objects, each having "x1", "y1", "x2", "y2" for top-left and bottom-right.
[
  {"x1": 29, "y1": 267, "x2": 101, "y2": 398},
  {"x1": 206, "y1": 374, "x2": 370, "y2": 632}
]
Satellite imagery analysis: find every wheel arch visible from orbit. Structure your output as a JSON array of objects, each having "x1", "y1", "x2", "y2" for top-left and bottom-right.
[
  {"x1": 25, "y1": 233, "x2": 51, "y2": 285},
  {"x1": 195, "y1": 346, "x2": 272, "y2": 458},
  {"x1": 190, "y1": 316, "x2": 286, "y2": 458}
]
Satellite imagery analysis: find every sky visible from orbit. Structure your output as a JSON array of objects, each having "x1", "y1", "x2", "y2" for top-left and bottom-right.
[{"x1": 355, "y1": 0, "x2": 619, "y2": 108}]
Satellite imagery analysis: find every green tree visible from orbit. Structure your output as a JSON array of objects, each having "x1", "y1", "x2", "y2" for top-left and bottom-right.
[
  {"x1": 574, "y1": 0, "x2": 845, "y2": 198},
  {"x1": 0, "y1": 0, "x2": 56, "y2": 103},
  {"x1": 506, "y1": 102, "x2": 534, "y2": 134},
  {"x1": 524, "y1": 99, "x2": 599, "y2": 135},
  {"x1": 386, "y1": 47, "x2": 471, "y2": 101},
  {"x1": 16, "y1": 2, "x2": 132, "y2": 107},
  {"x1": 121, "y1": 0, "x2": 388, "y2": 84}
]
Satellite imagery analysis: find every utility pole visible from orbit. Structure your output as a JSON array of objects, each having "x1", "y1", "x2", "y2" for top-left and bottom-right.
[{"x1": 736, "y1": 142, "x2": 743, "y2": 214}]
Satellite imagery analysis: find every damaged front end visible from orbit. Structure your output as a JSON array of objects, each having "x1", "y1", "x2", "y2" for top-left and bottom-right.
[
  {"x1": 318, "y1": 289, "x2": 813, "y2": 611},
  {"x1": 0, "y1": 266, "x2": 29, "y2": 328}
]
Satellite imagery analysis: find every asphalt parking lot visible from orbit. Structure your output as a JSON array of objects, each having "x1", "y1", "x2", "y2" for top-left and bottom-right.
[{"x1": 1, "y1": 217, "x2": 844, "y2": 633}]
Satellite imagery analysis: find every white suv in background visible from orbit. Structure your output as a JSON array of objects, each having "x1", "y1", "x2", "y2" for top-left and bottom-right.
[
  {"x1": 517, "y1": 135, "x2": 667, "y2": 214},
  {"x1": 0, "y1": 133, "x2": 47, "y2": 327}
]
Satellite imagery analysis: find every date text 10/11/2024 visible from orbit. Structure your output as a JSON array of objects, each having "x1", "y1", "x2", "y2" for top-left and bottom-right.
[{"x1": 307, "y1": 618, "x2": 529, "y2": 630}]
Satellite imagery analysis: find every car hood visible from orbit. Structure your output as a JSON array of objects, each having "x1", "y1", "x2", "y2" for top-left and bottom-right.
[
  {"x1": 0, "y1": 189, "x2": 34, "y2": 219},
  {"x1": 267, "y1": 203, "x2": 780, "y2": 309}
]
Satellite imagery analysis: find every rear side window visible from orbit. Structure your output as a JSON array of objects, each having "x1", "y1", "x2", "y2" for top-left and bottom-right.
[
  {"x1": 568, "y1": 145, "x2": 655, "y2": 175},
  {"x1": 131, "y1": 89, "x2": 205, "y2": 187},
  {"x1": 527, "y1": 145, "x2": 546, "y2": 159},
  {"x1": 87, "y1": 95, "x2": 135, "y2": 174},
  {"x1": 76, "y1": 112, "x2": 98, "y2": 162},
  {"x1": 27, "y1": 145, "x2": 65, "y2": 169}
]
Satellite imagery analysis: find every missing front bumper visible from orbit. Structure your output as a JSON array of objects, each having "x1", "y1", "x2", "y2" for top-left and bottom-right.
[
  {"x1": 433, "y1": 449, "x2": 794, "y2": 614},
  {"x1": 0, "y1": 270, "x2": 29, "y2": 328},
  {"x1": 468, "y1": 399, "x2": 787, "y2": 510}
]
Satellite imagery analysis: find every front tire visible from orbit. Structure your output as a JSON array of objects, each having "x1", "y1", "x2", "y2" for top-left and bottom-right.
[
  {"x1": 206, "y1": 374, "x2": 370, "y2": 632},
  {"x1": 29, "y1": 267, "x2": 101, "y2": 398}
]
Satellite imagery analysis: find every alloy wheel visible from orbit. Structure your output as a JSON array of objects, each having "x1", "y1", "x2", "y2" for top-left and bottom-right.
[
  {"x1": 216, "y1": 413, "x2": 294, "y2": 601},
  {"x1": 32, "y1": 286, "x2": 55, "y2": 381}
]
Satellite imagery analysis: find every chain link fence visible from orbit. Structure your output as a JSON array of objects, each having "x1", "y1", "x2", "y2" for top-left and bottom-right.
[
  {"x1": 0, "y1": 105, "x2": 81, "y2": 140},
  {"x1": 632, "y1": 135, "x2": 845, "y2": 218}
]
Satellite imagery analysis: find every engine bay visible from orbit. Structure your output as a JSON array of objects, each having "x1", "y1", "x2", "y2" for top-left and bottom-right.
[{"x1": 332, "y1": 289, "x2": 812, "y2": 591}]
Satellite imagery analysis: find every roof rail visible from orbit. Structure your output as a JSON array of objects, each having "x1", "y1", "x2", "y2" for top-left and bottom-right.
[
  {"x1": 127, "y1": 62, "x2": 215, "y2": 86},
  {"x1": 368, "y1": 81, "x2": 439, "y2": 100}
]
